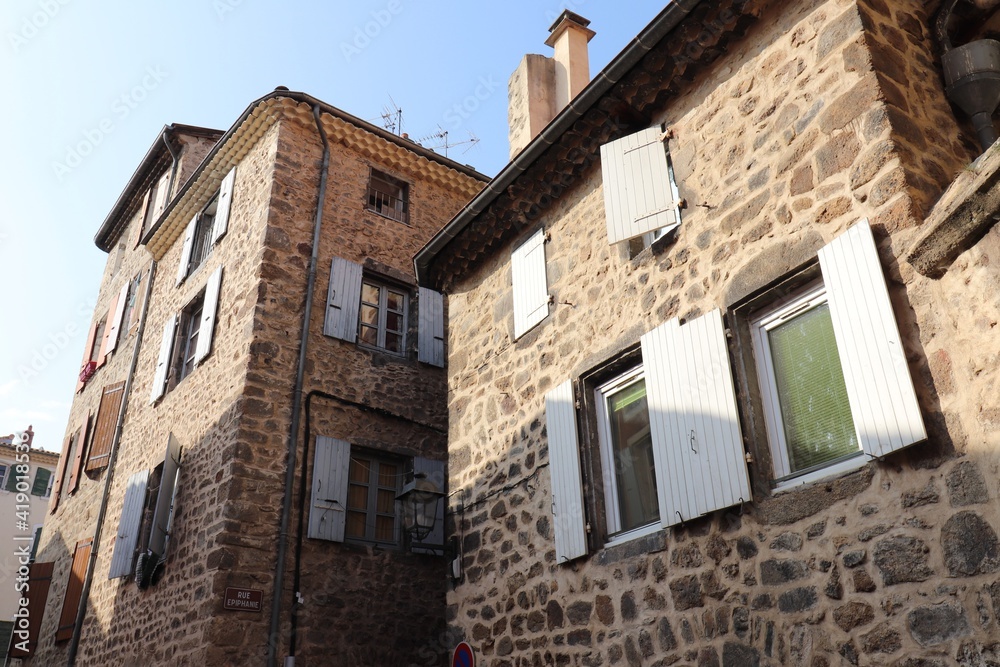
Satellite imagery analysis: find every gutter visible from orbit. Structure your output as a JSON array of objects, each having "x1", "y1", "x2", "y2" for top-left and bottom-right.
[{"x1": 413, "y1": 0, "x2": 704, "y2": 286}]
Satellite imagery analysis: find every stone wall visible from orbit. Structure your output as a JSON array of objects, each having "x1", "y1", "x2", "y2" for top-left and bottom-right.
[{"x1": 442, "y1": 0, "x2": 1000, "y2": 664}]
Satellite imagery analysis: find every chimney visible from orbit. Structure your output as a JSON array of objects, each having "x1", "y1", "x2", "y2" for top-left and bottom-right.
[{"x1": 508, "y1": 11, "x2": 595, "y2": 160}]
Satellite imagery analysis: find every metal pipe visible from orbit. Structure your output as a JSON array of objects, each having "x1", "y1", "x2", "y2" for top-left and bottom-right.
[{"x1": 935, "y1": 0, "x2": 961, "y2": 52}]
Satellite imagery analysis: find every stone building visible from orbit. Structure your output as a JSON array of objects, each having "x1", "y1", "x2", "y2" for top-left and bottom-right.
[
  {"x1": 17, "y1": 90, "x2": 486, "y2": 665},
  {"x1": 416, "y1": 2, "x2": 1000, "y2": 665}
]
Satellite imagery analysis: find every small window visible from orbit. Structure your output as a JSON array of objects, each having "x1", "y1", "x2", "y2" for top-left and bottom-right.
[
  {"x1": 89, "y1": 316, "x2": 107, "y2": 363},
  {"x1": 174, "y1": 293, "x2": 205, "y2": 385},
  {"x1": 358, "y1": 279, "x2": 407, "y2": 354},
  {"x1": 0, "y1": 463, "x2": 8, "y2": 490},
  {"x1": 188, "y1": 199, "x2": 217, "y2": 275},
  {"x1": 346, "y1": 452, "x2": 402, "y2": 545},
  {"x1": 366, "y1": 169, "x2": 409, "y2": 224}
]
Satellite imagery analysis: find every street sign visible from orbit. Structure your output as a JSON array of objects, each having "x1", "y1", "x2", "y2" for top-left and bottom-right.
[
  {"x1": 223, "y1": 587, "x2": 263, "y2": 612},
  {"x1": 452, "y1": 642, "x2": 475, "y2": 667}
]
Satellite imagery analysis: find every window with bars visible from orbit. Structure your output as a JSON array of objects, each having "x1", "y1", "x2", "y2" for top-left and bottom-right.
[
  {"x1": 345, "y1": 453, "x2": 401, "y2": 545},
  {"x1": 366, "y1": 169, "x2": 409, "y2": 224},
  {"x1": 358, "y1": 279, "x2": 407, "y2": 355}
]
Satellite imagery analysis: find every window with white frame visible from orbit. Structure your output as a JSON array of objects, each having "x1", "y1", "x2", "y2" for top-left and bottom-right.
[
  {"x1": 176, "y1": 167, "x2": 235, "y2": 287},
  {"x1": 358, "y1": 279, "x2": 407, "y2": 355},
  {"x1": 366, "y1": 169, "x2": 409, "y2": 224}
]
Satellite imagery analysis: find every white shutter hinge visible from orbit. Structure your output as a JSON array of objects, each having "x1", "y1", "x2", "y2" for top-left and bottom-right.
[
  {"x1": 544, "y1": 232, "x2": 552, "y2": 243},
  {"x1": 745, "y1": 452, "x2": 754, "y2": 464},
  {"x1": 547, "y1": 294, "x2": 555, "y2": 305},
  {"x1": 659, "y1": 128, "x2": 674, "y2": 143},
  {"x1": 574, "y1": 399, "x2": 581, "y2": 410}
]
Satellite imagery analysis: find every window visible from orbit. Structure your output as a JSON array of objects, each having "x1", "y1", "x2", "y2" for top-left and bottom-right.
[
  {"x1": 0, "y1": 463, "x2": 7, "y2": 490},
  {"x1": 366, "y1": 169, "x2": 409, "y2": 224},
  {"x1": 30, "y1": 468, "x2": 52, "y2": 497},
  {"x1": 124, "y1": 270, "x2": 144, "y2": 336},
  {"x1": 358, "y1": 279, "x2": 407, "y2": 354},
  {"x1": 176, "y1": 167, "x2": 235, "y2": 286},
  {"x1": 50, "y1": 416, "x2": 89, "y2": 513},
  {"x1": 346, "y1": 452, "x2": 401, "y2": 545},
  {"x1": 175, "y1": 294, "x2": 204, "y2": 384},
  {"x1": 89, "y1": 316, "x2": 107, "y2": 364},
  {"x1": 142, "y1": 170, "x2": 171, "y2": 236},
  {"x1": 511, "y1": 228, "x2": 550, "y2": 339},
  {"x1": 86, "y1": 381, "x2": 126, "y2": 473}
]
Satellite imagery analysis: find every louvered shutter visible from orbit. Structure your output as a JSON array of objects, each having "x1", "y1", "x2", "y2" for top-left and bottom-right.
[
  {"x1": 31, "y1": 468, "x2": 52, "y2": 496},
  {"x1": 108, "y1": 469, "x2": 149, "y2": 579},
  {"x1": 49, "y1": 432, "x2": 74, "y2": 513},
  {"x1": 150, "y1": 314, "x2": 177, "y2": 404},
  {"x1": 76, "y1": 321, "x2": 99, "y2": 393},
  {"x1": 512, "y1": 228, "x2": 549, "y2": 339},
  {"x1": 176, "y1": 214, "x2": 198, "y2": 286},
  {"x1": 56, "y1": 538, "x2": 92, "y2": 642},
  {"x1": 7, "y1": 561, "x2": 53, "y2": 657},
  {"x1": 544, "y1": 380, "x2": 588, "y2": 562},
  {"x1": 67, "y1": 415, "x2": 90, "y2": 495},
  {"x1": 308, "y1": 436, "x2": 351, "y2": 542},
  {"x1": 417, "y1": 287, "x2": 445, "y2": 367},
  {"x1": 211, "y1": 167, "x2": 236, "y2": 245},
  {"x1": 818, "y1": 219, "x2": 926, "y2": 458},
  {"x1": 642, "y1": 310, "x2": 752, "y2": 528},
  {"x1": 601, "y1": 126, "x2": 681, "y2": 245},
  {"x1": 194, "y1": 265, "x2": 223, "y2": 365},
  {"x1": 411, "y1": 457, "x2": 446, "y2": 553},
  {"x1": 106, "y1": 281, "x2": 129, "y2": 355},
  {"x1": 149, "y1": 434, "x2": 182, "y2": 558},
  {"x1": 324, "y1": 258, "x2": 363, "y2": 342},
  {"x1": 86, "y1": 381, "x2": 125, "y2": 472}
]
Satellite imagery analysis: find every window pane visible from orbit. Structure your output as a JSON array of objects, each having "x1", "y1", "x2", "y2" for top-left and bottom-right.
[
  {"x1": 348, "y1": 458, "x2": 369, "y2": 483},
  {"x1": 385, "y1": 333, "x2": 402, "y2": 353},
  {"x1": 606, "y1": 379, "x2": 659, "y2": 532},
  {"x1": 359, "y1": 325, "x2": 379, "y2": 346},
  {"x1": 378, "y1": 463, "x2": 397, "y2": 488},
  {"x1": 386, "y1": 291, "x2": 404, "y2": 312},
  {"x1": 768, "y1": 302, "x2": 858, "y2": 473},
  {"x1": 347, "y1": 484, "x2": 368, "y2": 510},
  {"x1": 386, "y1": 312, "x2": 403, "y2": 333},
  {"x1": 375, "y1": 515, "x2": 395, "y2": 542},
  {"x1": 376, "y1": 488, "x2": 395, "y2": 514},
  {"x1": 346, "y1": 511, "x2": 366, "y2": 539},
  {"x1": 360, "y1": 304, "x2": 379, "y2": 326},
  {"x1": 361, "y1": 284, "x2": 380, "y2": 305}
]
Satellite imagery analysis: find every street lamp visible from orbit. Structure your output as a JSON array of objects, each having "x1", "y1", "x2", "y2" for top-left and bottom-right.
[{"x1": 396, "y1": 472, "x2": 444, "y2": 541}]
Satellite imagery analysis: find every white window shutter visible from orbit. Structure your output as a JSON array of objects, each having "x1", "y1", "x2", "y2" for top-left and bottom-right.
[
  {"x1": 176, "y1": 214, "x2": 198, "y2": 287},
  {"x1": 417, "y1": 287, "x2": 445, "y2": 367},
  {"x1": 149, "y1": 433, "x2": 182, "y2": 558},
  {"x1": 108, "y1": 469, "x2": 149, "y2": 579},
  {"x1": 308, "y1": 436, "x2": 351, "y2": 542},
  {"x1": 324, "y1": 257, "x2": 363, "y2": 342},
  {"x1": 211, "y1": 167, "x2": 236, "y2": 245},
  {"x1": 411, "y1": 457, "x2": 446, "y2": 553},
  {"x1": 152, "y1": 171, "x2": 171, "y2": 220},
  {"x1": 641, "y1": 310, "x2": 751, "y2": 528},
  {"x1": 195, "y1": 266, "x2": 223, "y2": 365},
  {"x1": 150, "y1": 314, "x2": 177, "y2": 404},
  {"x1": 512, "y1": 228, "x2": 549, "y2": 339},
  {"x1": 544, "y1": 380, "x2": 588, "y2": 562},
  {"x1": 601, "y1": 126, "x2": 680, "y2": 245},
  {"x1": 106, "y1": 281, "x2": 130, "y2": 354},
  {"x1": 818, "y1": 219, "x2": 926, "y2": 458}
]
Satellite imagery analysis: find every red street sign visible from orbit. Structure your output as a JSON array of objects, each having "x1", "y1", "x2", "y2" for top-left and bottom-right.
[
  {"x1": 223, "y1": 587, "x2": 263, "y2": 612},
  {"x1": 453, "y1": 642, "x2": 475, "y2": 667}
]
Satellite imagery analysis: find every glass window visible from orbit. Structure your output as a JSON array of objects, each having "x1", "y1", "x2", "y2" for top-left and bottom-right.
[
  {"x1": 175, "y1": 294, "x2": 204, "y2": 384},
  {"x1": 366, "y1": 169, "x2": 409, "y2": 224},
  {"x1": 358, "y1": 279, "x2": 407, "y2": 355},
  {"x1": 346, "y1": 454, "x2": 400, "y2": 545}
]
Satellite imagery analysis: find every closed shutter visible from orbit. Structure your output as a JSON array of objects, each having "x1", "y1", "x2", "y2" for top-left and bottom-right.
[
  {"x1": 76, "y1": 321, "x2": 99, "y2": 393},
  {"x1": 642, "y1": 310, "x2": 751, "y2": 529},
  {"x1": 194, "y1": 265, "x2": 223, "y2": 365},
  {"x1": 308, "y1": 436, "x2": 351, "y2": 542},
  {"x1": 105, "y1": 281, "x2": 130, "y2": 355},
  {"x1": 601, "y1": 125, "x2": 681, "y2": 245},
  {"x1": 544, "y1": 380, "x2": 588, "y2": 562},
  {"x1": 85, "y1": 381, "x2": 125, "y2": 472},
  {"x1": 324, "y1": 258, "x2": 363, "y2": 342},
  {"x1": 7, "y1": 561, "x2": 54, "y2": 657},
  {"x1": 512, "y1": 228, "x2": 549, "y2": 339},
  {"x1": 30, "y1": 468, "x2": 52, "y2": 496},
  {"x1": 818, "y1": 219, "x2": 927, "y2": 458},
  {"x1": 211, "y1": 167, "x2": 236, "y2": 245},
  {"x1": 4, "y1": 466, "x2": 17, "y2": 492},
  {"x1": 133, "y1": 189, "x2": 151, "y2": 249},
  {"x1": 150, "y1": 314, "x2": 177, "y2": 404},
  {"x1": 49, "y1": 432, "x2": 74, "y2": 513},
  {"x1": 417, "y1": 287, "x2": 445, "y2": 367},
  {"x1": 411, "y1": 457, "x2": 446, "y2": 553},
  {"x1": 175, "y1": 214, "x2": 198, "y2": 286},
  {"x1": 56, "y1": 538, "x2": 92, "y2": 642},
  {"x1": 151, "y1": 171, "x2": 171, "y2": 221},
  {"x1": 149, "y1": 434, "x2": 182, "y2": 558},
  {"x1": 67, "y1": 415, "x2": 90, "y2": 495},
  {"x1": 108, "y1": 469, "x2": 149, "y2": 579}
]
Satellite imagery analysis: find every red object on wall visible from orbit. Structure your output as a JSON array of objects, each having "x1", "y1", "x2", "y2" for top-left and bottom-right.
[{"x1": 78, "y1": 361, "x2": 97, "y2": 385}]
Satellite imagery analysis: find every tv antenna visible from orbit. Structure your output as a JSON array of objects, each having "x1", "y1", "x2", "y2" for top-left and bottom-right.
[
  {"x1": 380, "y1": 96, "x2": 403, "y2": 135},
  {"x1": 419, "y1": 127, "x2": 480, "y2": 157}
]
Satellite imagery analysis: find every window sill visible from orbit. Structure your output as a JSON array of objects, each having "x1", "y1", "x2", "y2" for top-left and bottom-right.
[
  {"x1": 772, "y1": 453, "x2": 869, "y2": 495},
  {"x1": 594, "y1": 525, "x2": 667, "y2": 566}
]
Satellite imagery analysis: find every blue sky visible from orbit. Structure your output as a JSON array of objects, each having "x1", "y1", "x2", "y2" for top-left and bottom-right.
[{"x1": 0, "y1": 0, "x2": 668, "y2": 451}]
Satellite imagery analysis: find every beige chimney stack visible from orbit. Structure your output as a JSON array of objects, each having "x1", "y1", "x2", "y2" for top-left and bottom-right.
[{"x1": 508, "y1": 11, "x2": 595, "y2": 160}]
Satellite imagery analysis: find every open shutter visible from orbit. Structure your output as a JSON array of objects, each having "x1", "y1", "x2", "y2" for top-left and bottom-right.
[
  {"x1": 128, "y1": 270, "x2": 146, "y2": 334},
  {"x1": 642, "y1": 310, "x2": 751, "y2": 529},
  {"x1": 133, "y1": 189, "x2": 151, "y2": 249},
  {"x1": 7, "y1": 561, "x2": 53, "y2": 657},
  {"x1": 818, "y1": 219, "x2": 926, "y2": 458},
  {"x1": 512, "y1": 228, "x2": 549, "y2": 339},
  {"x1": 324, "y1": 258, "x2": 362, "y2": 342},
  {"x1": 49, "y1": 432, "x2": 74, "y2": 513},
  {"x1": 411, "y1": 457, "x2": 446, "y2": 553},
  {"x1": 151, "y1": 170, "x2": 171, "y2": 220},
  {"x1": 417, "y1": 287, "x2": 445, "y2": 367},
  {"x1": 194, "y1": 265, "x2": 223, "y2": 365},
  {"x1": 308, "y1": 436, "x2": 351, "y2": 542},
  {"x1": 105, "y1": 281, "x2": 129, "y2": 355},
  {"x1": 56, "y1": 538, "x2": 92, "y2": 643},
  {"x1": 150, "y1": 314, "x2": 177, "y2": 404},
  {"x1": 149, "y1": 434, "x2": 182, "y2": 558},
  {"x1": 86, "y1": 381, "x2": 125, "y2": 472},
  {"x1": 544, "y1": 380, "x2": 588, "y2": 562},
  {"x1": 67, "y1": 415, "x2": 90, "y2": 495},
  {"x1": 601, "y1": 126, "x2": 681, "y2": 245},
  {"x1": 76, "y1": 321, "x2": 99, "y2": 393},
  {"x1": 108, "y1": 469, "x2": 149, "y2": 579},
  {"x1": 211, "y1": 167, "x2": 236, "y2": 245},
  {"x1": 175, "y1": 214, "x2": 198, "y2": 286}
]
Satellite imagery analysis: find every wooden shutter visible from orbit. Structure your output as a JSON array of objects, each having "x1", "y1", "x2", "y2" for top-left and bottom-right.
[
  {"x1": 31, "y1": 468, "x2": 52, "y2": 496},
  {"x1": 308, "y1": 436, "x2": 351, "y2": 542},
  {"x1": 85, "y1": 381, "x2": 125, "y2": 472},
  {"x1": 324, "y1": 258, "x2": 363, "y2": 342},
  {"x1": 150, "y1": 314, "x2": 177, "y2": 404},
  {"x1": 4, "y1": 466, "x2": 17, "y2": 492},
  {"x1": 411, "y1": 457, "x2": 446, "y2": 553},
  {"x1": 108, "y1": 469, "x2": 149, "y2": 579},
  {"x1": 417, "y1": 287, "x2": 445, "y2": 367},
  {"x1": 67, "y1": 415, "x2": 91, "y2": 495},
  {"x1": 7, "y1": 561, "x2": 53, "y2": 657},
  {"x1": 76, "y1": 321, "x2": 99, "y2": 393},
  {"x1": 133, "y1": 189, "x2": 151, "y2": 249},
  {"x1": 641, "y1": 310, "x2": 751, "y2": 528},
  {"x1": 512, "y1": 228, "x2": 549, "y2": 339},
  {"x1": 49, "y1": 431, "x2": 75, "y2": 513},
  {"x1": 601, "y1": 125, "x2": 681, "y2": 245},
  {"x1": 194, "y1": 265, "x2": 223, "y2": 365},
  {"x1": 211, "y1": 167, "x2": 236, "y2": 245},
  {"x1": 105, "y1": 281, "x2": 130, "y2": 356},
  {"x1": 544, "y1": 380, "x2": 588, "y2": 562},
  {"x1": 151, "y1": 171, "x2": 171, "y2": 221},
  {"x1": 56, "y1": 538, "x2": 92, "y2": 643},
  {"x1": 149, "y1": 434, "x2": 182, "y2": 558},
  {"x1": 175, "y1": 214, "x2": 198, "y2": 286},
  {"x1": 818, "y1": 219, "x2": 927, "y2": 458}
]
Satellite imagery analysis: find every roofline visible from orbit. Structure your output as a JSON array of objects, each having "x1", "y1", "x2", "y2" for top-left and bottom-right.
[{"x1": 413, "y1": 0, "x2": 705, "y2": 285}]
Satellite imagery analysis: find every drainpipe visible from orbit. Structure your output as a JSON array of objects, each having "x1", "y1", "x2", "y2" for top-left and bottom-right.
[
  {"x1": 67, "y1": 261, "x2": 157, "y2": 666},
  {"x1": 161, "y1": 128, "x2": 180, "y2": 197},
  {"x1": 267, "y1": 103, "x2": 330, "y2": 667}
]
